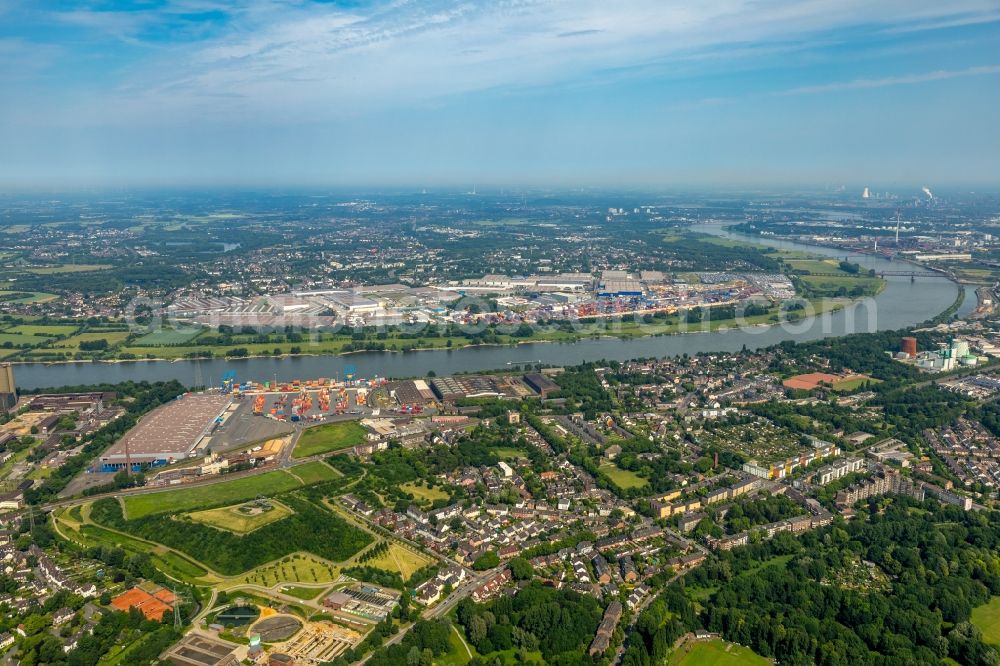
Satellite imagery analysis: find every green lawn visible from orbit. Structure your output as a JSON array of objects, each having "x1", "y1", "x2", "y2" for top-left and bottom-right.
[
  {"x1": 121, "y1": 470, "x2": 305, "y2": 518},
  {"x1": 491, "y1": 447, "x2": 527, "y2": 460},
  {"x1": 668, "y1": 638, "x2": 771, "y2": 666},
  {"x1": 599, "y1": 463, "x2": 648, "y2": 490},
  {"x1": 280, "y1": 584, "x2": 327, "y2": 600},
  {"x1": 437, "y1": 626, "x2": 476, "y2": 666},
  {"x1": 737, "y1": 554, "x2": 794, "y2": 579},
  {"x1": 288, "y1": 460, "x2": 341, "y2": 484},
  {"x1": 293, "y1": 421, "x2": 368, "y2": 458},
  {"x1": 973, "y1": 597, "x2": 1000, "y2": 649}
]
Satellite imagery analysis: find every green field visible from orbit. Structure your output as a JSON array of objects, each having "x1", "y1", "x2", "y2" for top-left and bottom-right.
[
  {"x1": 78, "y1": 523, "x2": 154, "y2": 554},
  {"x1": 122, "y1": 470, "x2": 305, "y2": 519},
  {"x1": 151, "y1": 550, "x2": 210, "y2": 579},
  {"x1": 973, "y1": 597, "x2": 1000, "y2": 648},
  {"x1": 0, "y1": 290, "x2": 58, "y2": 304},
  {"x1": 362, "y1": 542, "x2": 434, "y2": 581},
  {"x1": 288, "y1": 460, "x2": 341, "y2": 484},
  {"x1": 599, "y1": 463, "x2": 648, "y2": 489},
  {"x1": 25, "y1": 263, "x2": 112, "y2": 274},
  {"x1": 293, "y1": 421, "x2": 368, "y2": 458},
  {"x1": 784, "y1": 258, "x2": 840, "y2": 274},
  {"x1": 54, "y1": 330, "x2": 132, "y2": 350},
  {"x1": 236, "y1": 552, "x2": 341, "y2": 588},
  {"x1": 188, "y1": 500, "x2": 294, "y2": 534},
  {"x1": 0, "y1": 332, "x2": 43, "y2": 346},
  {"x1": 668, "y1": 638, "x2": 771, "y2": 666},
  {"x1": 797, "y1": 273, "x2": 884, "y2": 294},
  {"x1": 132, "y1": 327, "x2": 204, "y2": 346},
  {"x1": 401, "y1": 481, "x2": 449, "y2": 505},
  {"x1": 6, "y1": 324, "x2": 79, "y2": 336}
]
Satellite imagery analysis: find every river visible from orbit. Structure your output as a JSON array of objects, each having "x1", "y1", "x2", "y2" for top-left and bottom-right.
[{"x1": 12, "y1": 225, "x2": 972, "y2": 390}]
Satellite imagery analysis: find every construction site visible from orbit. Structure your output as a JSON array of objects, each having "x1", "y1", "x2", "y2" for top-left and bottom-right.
[{"x1": 270, "y1": 620, "x2": 362, "y2": 664}]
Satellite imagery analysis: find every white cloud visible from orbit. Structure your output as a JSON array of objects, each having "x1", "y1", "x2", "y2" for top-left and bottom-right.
[
  {"x1": 778, "y1": 64, "x2": 1000, "y2": 95},
  {"x1": 8, "y1": 0, "x2": 1000, "y2": 128}
]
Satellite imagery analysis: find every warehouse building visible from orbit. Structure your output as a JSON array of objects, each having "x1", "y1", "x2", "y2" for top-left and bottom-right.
[
  {"x1": 523, "y1": 373, "x2": 559, "y2": 398},
  {"x1": 596, "y1": 279, "x2": 644, "y2": 297},
  {"x1": 99, "y1": 393, "x2": 232, "y2": 470},
  {"x1": 430, "y1": 376, "x2": 504, "y2": 401}
]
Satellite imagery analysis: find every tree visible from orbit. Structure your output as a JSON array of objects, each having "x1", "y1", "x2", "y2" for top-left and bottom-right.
[
  {"x1": 508, "y1": 557, "x2": 533, "y2": 580},
  {"x1": 472, "y1": 551, "x2": 500, "y2": 571}
]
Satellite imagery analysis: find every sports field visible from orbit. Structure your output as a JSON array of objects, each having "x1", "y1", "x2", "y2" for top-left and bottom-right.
[
  {"x1": 362, "y1": 542, "x2": 433, "y2": 581},
  {"x1": 293, "y1": 421, "x2": 368, "y2": 458},
  {"x1": 668, "y1": 638, "x2": 771, "y2": 666},
  {"x1": 122, "y1": 469, "x2": 304, "y2": 519},
  {"x1": 188, "y1": 500, "x2": 293, "y2": 534},
  {"x1": 973, "y1": 597, "x2": 1000, "y2": 648},
  {"x1": 599, "y1": 463, "x2": 648, "y2": 489}
]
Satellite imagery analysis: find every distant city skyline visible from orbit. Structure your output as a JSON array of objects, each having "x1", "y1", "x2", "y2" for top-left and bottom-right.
[{"x1": 1, "y1": 1, "x2": 998, "y2": 188}]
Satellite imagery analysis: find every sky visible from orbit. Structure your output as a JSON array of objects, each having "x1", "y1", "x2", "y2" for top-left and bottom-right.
[{"x1": 1, "y1": 0, "x2": 999, "y2": 189}]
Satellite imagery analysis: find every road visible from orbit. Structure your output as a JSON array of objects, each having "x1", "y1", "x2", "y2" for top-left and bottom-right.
[{"x1": 35, "y1": 434, "x2": 360, "y2": 515}]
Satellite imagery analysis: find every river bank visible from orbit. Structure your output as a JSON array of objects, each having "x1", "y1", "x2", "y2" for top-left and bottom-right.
[
  {"x1": 7, "y1": 224, "x2": 971, "y2": 389},
  {"x1": 10, "y1": 294, "x2": 862, "y2": 369}
]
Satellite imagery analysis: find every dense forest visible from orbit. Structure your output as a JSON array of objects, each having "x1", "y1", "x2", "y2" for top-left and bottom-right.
[
  {"x1": 652, "y1": 498, "x2": 1000, "y2": 666},
  {"x1": 455, "y1": 583, "x2": 604, "y2": 664},
  {"x1": 89, "y1": 491, "x2": 370, "y2": 575},
  {"x1": 552, "y1": 363, "x2": 615, "y2": 419}
]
